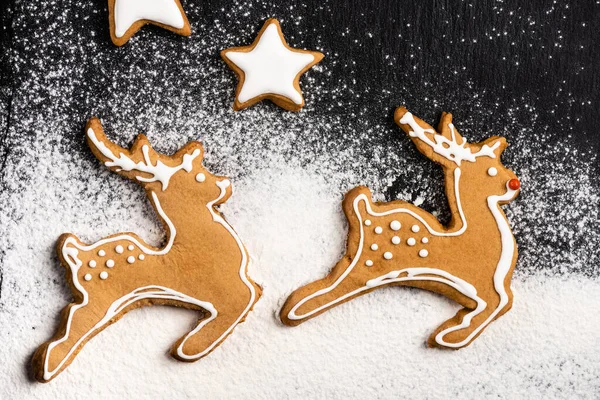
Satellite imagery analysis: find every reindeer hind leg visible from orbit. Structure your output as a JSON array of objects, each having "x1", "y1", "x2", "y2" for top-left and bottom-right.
[{"x1": 32, "y1": 298, "x2": 116, "y2": 382}]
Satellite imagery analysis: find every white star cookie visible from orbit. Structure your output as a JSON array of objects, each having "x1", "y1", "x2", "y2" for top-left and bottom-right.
[
  {"x1": 221, "y1": 19, "x2": 324, "y2": 111},
  {"x1": 108, "y1": 0, "x2": 191, "y2": 46}
]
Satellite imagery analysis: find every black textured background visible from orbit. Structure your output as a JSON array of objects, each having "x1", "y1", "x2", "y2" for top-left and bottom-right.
[
  {"x1": 2, "y1": 1, "x2": 599, "y2": 150},
  {"x1": 0, "y1": 0, "x2": 599, "y2": 290}
]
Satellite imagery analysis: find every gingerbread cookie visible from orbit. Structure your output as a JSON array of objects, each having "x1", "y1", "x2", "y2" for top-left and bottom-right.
[
  {"x1": 108, "y1": 0, "x2": 191, "y2": 46},
  {"x1": 32, "y1": 118, "x2": 261, "y2": 382},
  {"x1": 280, "y1": 107, "x2": 521, "y2": 349},
  {"x1": 220, "y1": 18, "x2": 324, "y2": 111}
]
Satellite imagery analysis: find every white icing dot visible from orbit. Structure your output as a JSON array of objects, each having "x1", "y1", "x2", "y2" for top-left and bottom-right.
[
  {"x1": 115, "y1": 245, "x2": 124, "y2": 254},
  {"x1": 128, "y1": 245, "x2": 134, "y2": 251},
  {"x1": 100, "y1": 271, "x2": 108, "y2": 280},
  {"x1": 411, "y1": 225, "x2": 420, "y2": 233},
  {"x1": 383, "y1": 252, "x2": 393, "y2": 260},
  {"x1": 98, "y1": 250, "x2": 106, "y2": 257},
  {"x1": 139, "y1": 254, "x2": 145, "y2": 260},
  {"x1": 370, "y1": 244, "x2": 379, "y2": 251},
  {"x1": 106, "y1": 259, "x2": 115, "y2": 268},
  {"x1": 488, "y1": 167, "x2": 498, "y2": 177},
  {"x1": 419, "y1": 249, "x2": 429, "y2": 258},
  {"x1": 364, "y1": 219, "x2": 372, "y2": 226},
  {"x1": 196, "y1": 173, "x2": 206, "y2": 182},
  {"x1": 390, "y1": 220, "x2": 401, "y2": 231},
  {"x1": 84, "y1": 274, "x2": 92, "y2": 281},
  {"x1": 407, "y1": 238, "x2": 416, "y2": 246},
  {"x1": 421, "y1": 237, "x2": 429, "y2": 244},
  {"x1": 88, "y1": 260, "x2": 96, "y2": 268},
  {"x1": 127, "y1": 256, "x2": 135, "y2": 264},
  {"x1": 365, "y1": 260, "x2": 373, "y2": 267},
  {"x1": 374, "y1": 226, "x2": 383, "y2": 234},
  {"x1": 392, "y1": 236, "x2": 401, "y2": 245}
]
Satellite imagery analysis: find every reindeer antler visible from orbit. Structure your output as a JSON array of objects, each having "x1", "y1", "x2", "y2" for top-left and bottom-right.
[
  {"x1": 395, "y1": 108, "x2": 500, "y2": 167},
  {"x1": 86, "y1": 118, "x2": 202, "y2": 190}
]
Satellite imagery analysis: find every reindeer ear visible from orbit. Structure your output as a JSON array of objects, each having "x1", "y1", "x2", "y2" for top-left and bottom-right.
[
  {"x1": 479, "y1": 136, "x2": 507, "y2": 158},
  {"x1": 394, "y1": 107, "x2": 459, "y2": 169},
  {"x1": 436, "y1": 112, "x2": 466, "y2": 145},
  {"x1": 173, "y1": 141, "x2": 205, "y2": 170}
]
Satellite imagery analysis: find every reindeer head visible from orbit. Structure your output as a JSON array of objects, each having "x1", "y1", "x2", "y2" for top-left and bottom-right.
[
  {"x1": 394, "y1": 107, "x2": 520, "y2": 199},
  {"x1": 85, "y1": 118, "x2": 231, "y2": 204}
]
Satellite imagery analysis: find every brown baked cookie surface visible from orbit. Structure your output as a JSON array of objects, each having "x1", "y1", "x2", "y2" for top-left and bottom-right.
[
  {"x1": 281, "y1": 107, "x2": 521, "y2": 349},
  {"x1": 32, "y1": 118, "x2": 261, "y2": 382}
]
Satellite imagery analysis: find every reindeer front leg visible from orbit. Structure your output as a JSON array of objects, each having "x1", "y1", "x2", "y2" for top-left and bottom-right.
[
  {"x1": 429, "y1": 286, "x2": 513, "y2": 349},
  {"x1": 171, "y1": 279, "x2": 260, "y2": 361}
]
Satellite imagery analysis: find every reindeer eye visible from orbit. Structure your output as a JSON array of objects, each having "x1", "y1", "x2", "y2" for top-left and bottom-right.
[
  {"x1": 195, "y1": 173, "x2": 206, "y2": 182},
  {"x1": 487, "y1": 167, "x2": 498, "y2": 177}
]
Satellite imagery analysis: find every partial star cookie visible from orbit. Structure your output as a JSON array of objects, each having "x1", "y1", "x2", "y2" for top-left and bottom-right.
[
  {"x1": 220, "y1": 19, "x2": 324, "y2": 111},
  {"x1": 108, "y1": 0, "x2": 191, "y2": 46}
]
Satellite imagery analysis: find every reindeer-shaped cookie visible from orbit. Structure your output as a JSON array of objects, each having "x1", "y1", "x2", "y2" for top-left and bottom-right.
[
  {"x1": 33, "y1": 118, "x2": 261, "y2": 382},
  {"x1": 281, "y1": 107, "x2": 521, "y2": 349}
]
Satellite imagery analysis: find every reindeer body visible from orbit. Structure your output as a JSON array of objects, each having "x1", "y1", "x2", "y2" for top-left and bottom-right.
[
  {"x1": 33, "y1": 119, "x2": 261, "y2": 382},
  {"x1": 281, "y1": 107, "x2": 520, "y2": 349}
]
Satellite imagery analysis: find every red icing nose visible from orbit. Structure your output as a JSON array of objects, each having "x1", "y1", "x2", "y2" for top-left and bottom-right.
[{"x1": 508, "y1": 178, "x2": 521, "y2": 190}]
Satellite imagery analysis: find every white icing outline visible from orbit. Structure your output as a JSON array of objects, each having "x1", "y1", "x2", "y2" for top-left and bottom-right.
[
  {"x1": 42, "y1": 133, "x2": 256, "y2": 380},
  {"x1": 286, "y1": 171, "x2": 518, "y2": 348}
]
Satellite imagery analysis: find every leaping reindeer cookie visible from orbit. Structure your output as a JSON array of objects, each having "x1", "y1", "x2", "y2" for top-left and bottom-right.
[
  {"x1": 33, "y1": 118, "x2": 261, "y2": 382},
  {"x1": 281, "y1": 107, "x2": 521, "y2": 349}
]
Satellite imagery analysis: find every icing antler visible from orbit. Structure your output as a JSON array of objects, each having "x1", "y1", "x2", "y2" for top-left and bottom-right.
[
  {"x1": 85, "y1": 118, "x2": 202, "y2": 190},
  {"x1": 394, "y1": 107, "x2": 500, "y2": 167}
]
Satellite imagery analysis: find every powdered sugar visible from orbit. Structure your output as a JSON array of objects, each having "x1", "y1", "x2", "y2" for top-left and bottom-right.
[{"x1": 0, "y1": 0, "x2": 599, "y2": 397}]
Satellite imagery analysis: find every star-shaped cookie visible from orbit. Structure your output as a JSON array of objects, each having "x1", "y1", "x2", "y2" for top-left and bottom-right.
[
  {"x1": 108, "y1": 0, "x2": 191, "y2": 46},
  {"x1": 221, "y1": 19, "x2": 324, "y2": 111}
]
